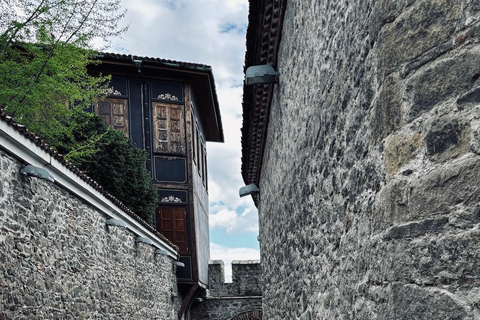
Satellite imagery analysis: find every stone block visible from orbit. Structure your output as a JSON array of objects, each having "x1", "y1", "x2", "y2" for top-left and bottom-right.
[
  {"x1": 382, "y1": 283, "x2": 467, "y2": 320},
  {"x1": 469, "y1": 0, "x2": 480, "y2": 14},
  {"x1": 457, "y1": 87, "x2": 480, "y2": 106},
  {"x1": 383, "y1": 216, "x2": 449, "y2": 240},
  {"x1": 374, "y1": 157, "x2": 480, "y2": 230},
  {"x1": 472, "y1": 119, "x2": 480, "y2": 154},
  {"x1": 425, "y1": 118, "x2": 471, "y2": 161},
  {"x1": 370, "y1": 75, "x2": 403, "y2": 143},
  {"x1": 377, "y1": 0, "x2": 462, "y2": 77},
  {"x1": 384, "y1": 132, "x2": 421, "y2": 180},
  {"x1": 375, "y1": 0, "x2": 417, "y2": 26},
  {"x1": 406, "y1": 49, "x2": 480, "y2": 119}
]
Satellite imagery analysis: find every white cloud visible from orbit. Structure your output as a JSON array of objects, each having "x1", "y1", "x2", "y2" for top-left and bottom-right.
[
  {"x1": 210, "y1": 206, "x2": 258, "y2": 234},
  {"x1": 112, "y1": 0, "x2": 248, "y2": 78},
  {"x1": 210, "y1": 243, "x2": 260, "y2": 282},
  {"x1": 207, "y1": 84, "x2": 256, "y2": 214}
]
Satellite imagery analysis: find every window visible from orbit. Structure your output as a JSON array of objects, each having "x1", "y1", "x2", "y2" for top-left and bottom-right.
[
  {"x1": 152, "y1": 102, "x2": 185, "y2": 155},
  {"x1": 196, "y1": 128, "x2": 201, "y2": 176},
  {"x1": 192, "y1": 119, "x2": 197, "y2": 164},
  {"x1": 203, "y1": 145, "x2": 208, "y2": 189},
  {"x1": 200, "y1": 144, "x2": 204, "y2": 183},
  {"x1": 95, "y1": 98, "x2": 129, "y2": 136}
]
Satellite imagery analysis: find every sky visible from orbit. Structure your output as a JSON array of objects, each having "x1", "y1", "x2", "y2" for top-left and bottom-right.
[{"x1": 110, "y1": 0, "x2": 260, "y2": 282}]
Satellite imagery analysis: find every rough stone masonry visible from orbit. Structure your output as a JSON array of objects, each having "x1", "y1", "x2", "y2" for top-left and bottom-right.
[
  {"x1": 190, "y1": 260, "x2": 262, "y2": 320},
  {"x1": 251, "y1": 0, "x2": 480, "y2": 319},
  {"x1": 0, "y1": 149, "x2": 180, "y2": 319}
]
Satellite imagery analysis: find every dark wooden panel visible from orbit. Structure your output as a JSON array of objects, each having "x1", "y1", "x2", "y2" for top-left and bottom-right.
[
  {"x1": 151, "y1": 80, "x2": 184, "y2": 103},
  {"x1": 173, "y1": 207, "x2": 188, "y2": 252},
  {"x1": 129, "y1": 79, "x2": 144, "y2": 149},
  {"x1": 177, "y1": 256, "x2": 192, "y2": 280},
  {"x1": 158, "y1": 189, "x2": 188, "y2": 204},
  {"x1": 154, "y1": 156, "x2": 187, "y2": 183},
  {"x1": 162, "y1": 220, "x2": 173, "y2": 230},
  {"x1": 105, "y1": 76, "x2": 127, "y2": 97},
  {"x1": 192, "y1": 117, "x2": 197, "y2": 164}
]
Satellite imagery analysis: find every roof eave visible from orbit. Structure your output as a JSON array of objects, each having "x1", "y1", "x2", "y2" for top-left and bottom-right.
[
  {"x1": 241, "y1": 0, "x2": 288, "y2": 198},
  {"x1": 96, "y1": 53, "x2": 224, "y2": 143}
]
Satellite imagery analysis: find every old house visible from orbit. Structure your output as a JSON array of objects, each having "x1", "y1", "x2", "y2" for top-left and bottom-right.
[
  {"x1": 88, "y1": 53, "x2": 223, "y2": 317},
  {"x1": 242, "y1": 0, "x2": 480, "y2": 319}
]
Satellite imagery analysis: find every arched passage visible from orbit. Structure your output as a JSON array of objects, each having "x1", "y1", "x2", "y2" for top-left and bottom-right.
[{"x1": 231, "y1": 310, "x2": 262, "y2": 320}]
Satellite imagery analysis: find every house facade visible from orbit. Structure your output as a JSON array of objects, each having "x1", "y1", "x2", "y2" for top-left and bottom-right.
[{"x1": 88, "y1": 53, "x2": 223, "y2": 318}]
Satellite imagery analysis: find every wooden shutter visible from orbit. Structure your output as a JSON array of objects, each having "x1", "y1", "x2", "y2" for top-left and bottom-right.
[
  {"x1": 153, "y1": 102, "x2": 185, "y2": 154},
  {"x1": 95, "y1": 98, "x2": 129, "y2": 136}
]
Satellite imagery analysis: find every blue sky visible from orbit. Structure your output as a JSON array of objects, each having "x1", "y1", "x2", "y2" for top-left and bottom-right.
[{"x1": 108, "y1": 0, "x2": 259, "y2": 281}]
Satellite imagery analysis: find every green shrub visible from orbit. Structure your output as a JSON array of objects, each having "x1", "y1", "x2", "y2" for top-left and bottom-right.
[{"x1": 77, "y1": 126, "x2": 157, "y2": 225}]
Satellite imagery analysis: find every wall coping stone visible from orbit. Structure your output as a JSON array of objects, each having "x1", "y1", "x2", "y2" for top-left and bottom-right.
[{"x1": 232, "y1": 260, "x2": 261, "y2": 264}]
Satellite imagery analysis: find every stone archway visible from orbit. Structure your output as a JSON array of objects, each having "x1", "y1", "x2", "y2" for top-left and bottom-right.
[{"x1": 231, "y1": 310, "x2": 262, "y2": 320}]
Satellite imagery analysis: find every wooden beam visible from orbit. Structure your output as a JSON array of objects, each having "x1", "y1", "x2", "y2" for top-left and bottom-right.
[{"x1": 178, "y1": 284, "x2": 201, "y2": 320}]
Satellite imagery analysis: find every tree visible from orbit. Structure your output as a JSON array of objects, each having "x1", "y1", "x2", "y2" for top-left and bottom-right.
[
  {"x1": 79, "y1": 126, "x2": 159, "y2": 225},
  {"x1": 89, "y1": 129, "x2": 158, "y2": 225},
  {"x1": 0, "y1": 0, "x2": 126, "y2": 145},
  {"x1": 0, "y1": 0, "x2": 158, "y2": 224}
]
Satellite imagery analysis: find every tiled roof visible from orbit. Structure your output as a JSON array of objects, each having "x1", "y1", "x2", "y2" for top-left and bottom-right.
[
  {"x1": 241, "y1": 0, "x2": 287, "y2": 205},
  {"x1": 0, "y1": 108, "x2": 178, "y2": 251},
  {"x1": 99, "y1": 51, "x2": 213, "y2": 71}
]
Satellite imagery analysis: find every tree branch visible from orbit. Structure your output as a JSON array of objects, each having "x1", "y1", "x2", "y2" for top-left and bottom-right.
[
  {"x1": 64, "y1": 0, "x2": 98, "y2": 44},
  {"x1": 0, "y1": 0, "x2": 48, "y2": 55}
]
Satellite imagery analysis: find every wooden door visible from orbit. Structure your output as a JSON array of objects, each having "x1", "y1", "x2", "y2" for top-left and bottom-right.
[{"x1": 156, "y1": 206, "x2": 188, "y2": 254}]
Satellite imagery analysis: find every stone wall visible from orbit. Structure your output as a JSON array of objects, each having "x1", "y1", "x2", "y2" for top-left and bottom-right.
[
  {"x1": 190, "y1": 260, "x2": 262, "y2": 320},
  {"x1": 208, "y1": 260, "x2": 262, "y2": 298},
  {"x1": 257, "y1": 0, "x2": 480, "y2": 319},
  {"x1": 0, "y1": 149, "x2": 180, "y2": 319}
]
